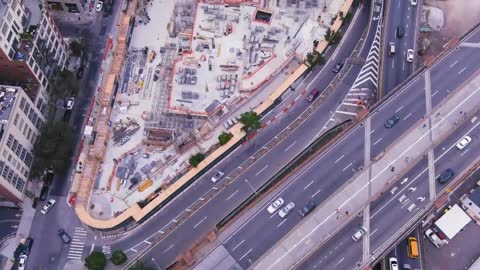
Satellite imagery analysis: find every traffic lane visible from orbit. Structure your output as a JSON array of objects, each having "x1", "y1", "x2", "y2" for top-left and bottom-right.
[
  {"x1": 297, "y1": 217, "x2": 364, "y2": 270},
  {"x1": 223, "y1": 126, "x2": 365, "y2": 253},
  {"x1": 0, "y1": 208, "x2": 21, "y2": 240}
]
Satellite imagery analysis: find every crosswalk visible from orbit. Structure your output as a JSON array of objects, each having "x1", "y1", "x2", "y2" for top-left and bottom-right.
[
  {"x1": 67, "y1": 227, "x2": 88, "y2": 260},
  {"x1": 102, "y1": 245, "x2": 112, "y2": 256}
]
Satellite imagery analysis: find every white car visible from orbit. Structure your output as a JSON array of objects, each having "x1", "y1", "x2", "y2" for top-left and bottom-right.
[
  {"x1": 18, "y1": 254, "x2": 27, "y2": 270},
  {"x1": 410, "y1": 0, "x2": 417, "y2": 6},
  {"x1": 406, "y1": 49, "x2": 414, "y2": 63},
  {"x1": 456, "y1": 135, "x2": 472, "y2": 150},
  {"x1": 352, "y1": 226, "x2": 368, "y2": 241},
  {"x1": 389, "y1": 257, "x2": 399, "y2": 270},
  {"x1": 425, "y1": 228, "x2": 446, "y2": 248},
  {"x1": 40, "y1": 199, "x2": 56, "y2": 215},
  {"x1": 66, "y1": 97, "x2": 75, "y2": 110},
  {"x1": 211, "y1": 171, "x2": 225, "y2": 183},
  {"x1": 267, "y1": 198, "x2": 284, "y2": 214},
  {"x1": 96, "y1": 1, "x2": 103, "y2": 12},
  {"x1": 278, "y1": 202, "x2": 295, "y2": 218}
]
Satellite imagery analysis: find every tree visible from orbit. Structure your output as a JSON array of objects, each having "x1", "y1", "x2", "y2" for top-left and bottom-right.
[
  {"x1": 111, "y1": 250, "x2": 127, "y2": 265},
  {"x1": 50, "y1": 70, "x2": 80, "y2": 100},
  {"x1": 128, "y1": 261, "x2": 155, "y2": 270},
  {"x1": 239, "y1": 111, "x2": 261, "y2": 130},
  {"x1": 69, "y1": 40, "x2": 84, "y2": 57},
  {"x1": 85, "y1": 251, "x2": 107, "y2": 270},
  {"x1": 343, "y1": 12, "x2": 352, "y2": 24},
  {"x1": 305, "y1": 51, "x2": 325, "y2": 69},
  {"x1": 218, "y1": 132, "x2": 234, "y2": 145},
  {"x1": 31, "y1": 119, "x2": 75, "y2": 178},
  {"x1": 189, "y1": 153, "x2": 205, "y2": 167}
]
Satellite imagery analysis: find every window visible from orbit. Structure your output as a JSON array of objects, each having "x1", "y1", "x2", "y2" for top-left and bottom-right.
[
  {"x1": 1, "y1": 23, "x2": 8, "y2": 36},
  {"x1": 42, "y1": 18, "x2": 47, "y2": 28},
  {"x1": 6, "y1": 135, "x2": 13, "y2": 148},
  {"x1": 23, "y1": 124, "x2": 28, "y2": 136},
  {"x1": 23, "y1": 169, "x2": 28, "y2": 178},
  {"x1": 33, "y1": 64, "x2": 39, "y2": 74},
  {"x1": 20, "y1": 149, "x2": 26, "y2": 160},
  {"x1": 18, "y1": 118, "x2": 24, "y2": 132},
  {"x1": 7, "y1": 154, "x2": 12, "y2": 162},
  {"x1": 16, "y1": 177, "x2": 25, "y2": 191},
  {"x1": 15, "y1": 144, "x2": 22, "y2": 156},
  {"x1": 28, "y1": 57, "x2": 34, "y2": 68},
  {"x1": 7, "y1": 11, "x2": 13, "y2": 23},
  {"x1": 16, "y1": 161, "x2": 21, "y2": 170},
  {"x1": 7, "y1": 30, "x2": 13, "y2": 42},
  {"x1": 11, "y1": 0, "x2": 18, "y2": 11},
  {"x1": 27, "y1": 128, "x2": 32, "y2": 140},
  {"x1": 2, "y1": 166, "x2": 8, "y2": 178},
  {"x1": 23, "y1": 103, "x2": 30, "y2": 115},
  {"x1": 7, "y1": 169, "x2": 14, "y2": 181},
  {"x1": 0, "y1": 161, "x2": 4, "y2": 174},
  {"x1": 12, "y1": 139, "x2": 18, "y2": 152},
  {"x1": 25, "y1": 153, "x2": 33, "y2": 167},
  {"x1": 13, "y1": 114, "x2": 19, "y2": 126},
  {"x1": 12, "y1": 158, "x2": 17, "y2": 167}
]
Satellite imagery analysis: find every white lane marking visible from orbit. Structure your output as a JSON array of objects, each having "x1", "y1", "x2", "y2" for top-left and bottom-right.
[
  {"x1": 402, "y1": 61, "x2": 405, "y2": 71},
  {"x1": 255, "y1": 165, "x2": 269, "y2": 176},
  {"x1": 371, "y1": 228, "x2": 378, "y2": 236},
  {"x1": 432, "y1": 90, "x2": 439, "y2": 97},
  {"x1": 391, "y1": 59, "x2": 394, "y2": 69},
  {"x1": 226, "y1": 190, "x2": 239, "y2": 201},
  {"x1": 312, "y1": 189, "x2": 322, "y2": 198},
  {"x1": 277, "y1": 219, "x2": 287, "y2": 228},
  {"x1": 336, "y1": 110, "x2": 358, "y2": 116},
  {"x1": 232, "y1": 240, "x2": 246, "y2": 251},
  {"x1": 403, "y1": 113, "x2": 412, "y2": 120},
  {"x1": 336, "y1": 258, "x2": 345, "y2": 265},
  {"x1": 335, "y1": 155, "x2": 345, "y2": 163},
  {"x1": 193, "y1": 216, "x2": 207, "y2": 229},
  {"x1": 284, "y1": 141, "x2": 297, "y2": 152},
  {"x1": 130, "y1": 248, "x2": 138, "y2": 252},
  {"x1": 239, "y1": 248, "x2": 253, "y2": 261},
  {"x1": 144, "y1": 240, "x2": 152, "y2": 245},
  {"x1": 460, "y1": 149, "x2": 470, "y2": 157},
  {"x1": 304, "y1": 180, "x2": 314, "y2": 190},
  {"x1": 373, "y1": 138, "x2": 383, "y2": 145},
  {"x1": 163, "y1": 244, "x2": 174, "y2": 254},
  {"x1": 458, "y1": 67, "x2": 466, "y2": 75},
  {"x1": 449, "y1": 60, "x2": 458, "y2": 68},
  {"x1": 370, "y1": 129, "x2": 375, "y2": 134},
  {"x1": 342, "y1": 163, "x2": 352, "y2": 171},
  {"x1": 395, "y1": 106, "x2": 404, "y2": 113}
]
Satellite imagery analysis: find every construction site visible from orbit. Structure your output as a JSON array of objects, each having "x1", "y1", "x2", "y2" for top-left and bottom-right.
[{"x1": 73, "y1": 0, "x2": 345, "y2": 220}]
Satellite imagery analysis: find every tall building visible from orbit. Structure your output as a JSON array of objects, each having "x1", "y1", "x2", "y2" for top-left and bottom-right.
[
  {"x1": 0, "y1": 0, "x2": 68, "y2": 107},
  {"x1": 0, "y1": 85, "x2": 44, "y2": 203}
]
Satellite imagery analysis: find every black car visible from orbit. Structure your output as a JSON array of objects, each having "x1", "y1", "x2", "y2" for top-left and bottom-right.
[
  {"x1": 332, "y1": 61, "x2": 344, "y2": 73},
  {"x1": 299, "y1": 201, "x2": 316, "y2": 217},
  {"x1": 58, "y1": 229, "x2": 72, "y2": 244},
  {"x1": 436, "y1": 168, "x2": 455, "y2": 184},
  {"x1": 39, "y1": 186, "x2": 49, "y2": 201},
  {"x1": 396, "y1": 26, "x2": 404, "y2": 38},
  {"x1": 385, "y1": 115, "x2": 400, "y2": 128},
  {"x1": 22, "y1": 237, "x2": 34, "y2": 255},
  {"x1": 76, "y1": 67, "x2": 84, "y2": 80}
]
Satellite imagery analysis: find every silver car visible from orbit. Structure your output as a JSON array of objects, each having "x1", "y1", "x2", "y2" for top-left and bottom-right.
[
  {"x1": 352, "y1": 226, "x2": 368, "y2": 241},
  {"x1": 40, "y1": 199, "x2": 56, "y2": 215},
  {"x1": 278, "y1": 202, "x2": 295, "y2": 218},
  {"x1": 267, "y1": 198, "x2": 284, "y2": 214}
]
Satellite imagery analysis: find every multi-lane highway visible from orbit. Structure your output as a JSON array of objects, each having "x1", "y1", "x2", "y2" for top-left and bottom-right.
[
  {"x1": 219, "y1": 27, "x2": 480, "y2": 269},
  {"x1": 382, "y1": 0, "x2": 420, "y2": 95},
  {"x1": 111, "y1": 2, "x2": 377, "y2": 268},
  {"x1": 299, "y1": 104, "x2": 480, "y2": 269}
]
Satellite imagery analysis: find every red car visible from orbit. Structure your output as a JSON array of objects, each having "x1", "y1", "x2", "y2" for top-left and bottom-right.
[{"x1": 306, "y1": 89, "x2": 320, "y2": 102}]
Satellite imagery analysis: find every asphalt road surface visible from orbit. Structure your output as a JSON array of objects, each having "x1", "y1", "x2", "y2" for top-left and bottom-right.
[
  {"x1": 299, "y1": 99, "x2": 480, "y2": 269},
  {"x1": 381, "y1": 0, "x2": 420, "y2": 95}
]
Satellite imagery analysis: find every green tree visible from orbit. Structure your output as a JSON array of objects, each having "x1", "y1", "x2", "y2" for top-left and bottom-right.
[
  {"x1": 31, "y1": 119, "x2": 75, "y2": 178},
  {"x1": 331, "y1": 32, "x2": 343, "y2": 43},
  {"x1": 111, "y1": 250, "x2": 128, "y2": 265},
  {"x1": 218, "y1": 132, "x2": 234, "y2": 145},
  {"x1": 343, "y1": 12, "x2": 352, "y2": 24},
  {"x1": 305, "y1": 51, "x2": 325, "y2": 68},
  {"x1": 128, "y1": 260, "x2": 155, "y2": 270},
  {"x1": 239, "y1": 111, "x2": 261, "y2": 130},
  {"x1": 189, "y1": 153, "x2": 205, "y2": 167},
  {"x1": 51, "y1": 70, "x2": 80, "y2": 100},
  {"x1": 69, "y1": 40, "x2": 84, "y2": 57},
  {"x1": 85, "y1": 251, "x2": 107, "y2": 270}
]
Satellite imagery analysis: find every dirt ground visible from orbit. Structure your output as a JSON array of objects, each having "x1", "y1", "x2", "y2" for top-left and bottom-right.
[{"x1": 422, "y1": 0, "x2": 480, "y2": 56}]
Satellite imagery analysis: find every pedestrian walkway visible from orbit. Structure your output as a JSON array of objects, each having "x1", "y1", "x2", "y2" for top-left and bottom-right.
[
  {"x1": 253, "y1": 71, "x2": 480, "y2": 270},
  {"x1": 67, "y1": 227, "x2": 88, "y2": 260},
  {"x1": 102, "y1": 245, "x2": 111, "y2": 256}
]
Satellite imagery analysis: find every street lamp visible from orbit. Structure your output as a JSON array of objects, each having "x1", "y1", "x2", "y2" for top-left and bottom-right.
[
  {"x1": 245, "y1": 179, "x2": 257, "y2": 196},
  {"x1": 151, "y1": 258, "x2": 161, "y2": 270}
]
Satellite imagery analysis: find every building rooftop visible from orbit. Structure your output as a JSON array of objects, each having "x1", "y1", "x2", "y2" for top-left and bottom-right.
[
  {"x1": 0, "y1": 87, "x2": 18, "y2": 122},
  {"x1": 24, "y1": 0, "x2": 43, "y2": 26},
  {"x1": 468, "y1": 187, "x2": 480, "y2": 207}
]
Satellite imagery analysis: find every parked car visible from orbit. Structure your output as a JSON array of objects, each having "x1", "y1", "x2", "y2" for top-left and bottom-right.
[
  {"x1": 267, "y1": 198, "x2": 285, "y2": 214},
  {"x1": 278, "y1": 202, "x2": 295, "y2": 218},
  {"x1": 40, "y1": 199, "x2": 56, "y2": 215},
  {"x1": 406, "y1": 49, "x2": 414, "y2": 63},
  {"x1": 389, "y1": 257, "x2": 399, "y2": 270},
  {"x1": 299, "y1": 201, "x2": 316, "y2": 217},
  {"x1": 410, "y1": 0, "x2": 417, "y2": 6},
  {"x1": 352, "y1": 226, "x2": 368, "y2": 241},
  {"x1": 456, "y1": 135, "x2": 472, "y2": 150},
  {"x1": 211, "y1": 171, "x2": 225, "y2": 183},
  {"x1": 76, "y1": 67, "x2": 84, "y2": 79},
  {"x1": 18, "y1": 254, "x2": 28, "y2": 270},
  {"x1": 39, "y1": 186, "x2": 49, "y2": 201},
  {"x1": 332, "y1": 61, "x2": 344, "y2": 73},
  {"x1": 424, "y1": 228, "x2": 446, "y2": 248},
  {"x1": 96, "y1": 1, "x2": 103, "y2": 12},
  {"x1": 306, "y1": 89, "x2": 320, "y2": 102},
  {"x1": 436, "y1": 168, "x2": 455, "y2": 184},
  {"x1": 58, "y1": 229, "x2": 72, "y2": 243},
  {"x1": 65, "y1": 97, "x2": 75, "y2": 110},
  {"x1": 389, "y1": 42, "x2": 396, "y2": 55},
  {"x1": 385, "y1": 115, "x2": 401, "y2": 128},
  {"x1": 22, "y1": 238, "x2": 34, "y2": 255}
]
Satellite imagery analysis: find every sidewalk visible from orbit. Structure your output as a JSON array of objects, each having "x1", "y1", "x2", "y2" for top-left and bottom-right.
[
  {"x1": 252, "y1": 72, "x2": 480, "y2": 269},
  {"x1": 0, "y1": 197, "x2": 36, "y2": 270}
]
